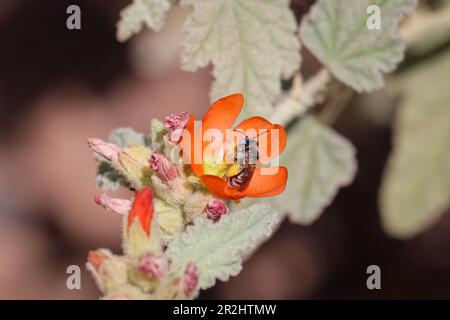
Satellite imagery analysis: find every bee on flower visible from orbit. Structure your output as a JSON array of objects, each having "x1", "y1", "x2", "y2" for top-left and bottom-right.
[
  {"x1": 181, "y1": 94, "x2": 288, "y2": 200},
  {"x1": 86, "y1": 93, "x2": 288, "y2": 300}
]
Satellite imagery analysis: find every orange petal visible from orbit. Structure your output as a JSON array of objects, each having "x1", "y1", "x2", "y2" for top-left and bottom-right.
[
  {"x1": 201, "y1": 175, "x2": 245, "y2": 200},
  {"x1": 182, "y1": 115, "x2": 195, "y2": 162},
  {"x1": 235, "y1": 116, "x2": 273, "y2": 136},
  {"x1": 183, "y1": 115, "x2": 204, "y2": 177},
  {"x1": 257, "y1": 124, "x2": 287, "y2": 163},
  {"x1": 128, "y1": 188, "x2": 154, "y2": 236},
  {"x1": 190, "y1": 163, "x2": 204, "y2": 177},
  {"x1": 202, "y1": 94, "x2": 244, "y2": 133},
  {"x1": 243, "y1": 166, "x2": 288, "y2": 197}
]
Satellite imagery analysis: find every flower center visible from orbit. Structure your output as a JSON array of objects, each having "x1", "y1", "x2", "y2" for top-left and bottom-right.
[{"x1": 202, "y1": 142, "x2": 239, "y2": 178}]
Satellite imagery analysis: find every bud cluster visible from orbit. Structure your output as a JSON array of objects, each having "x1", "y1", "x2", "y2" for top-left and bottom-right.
[{"x1": 86, "y1": 113, "x2": 228, "y2": 299}]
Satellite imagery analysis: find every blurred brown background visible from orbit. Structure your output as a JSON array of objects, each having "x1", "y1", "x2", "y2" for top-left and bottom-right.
[{"x1": 0, "y1": 0, "x2": 449, "y2": 299}]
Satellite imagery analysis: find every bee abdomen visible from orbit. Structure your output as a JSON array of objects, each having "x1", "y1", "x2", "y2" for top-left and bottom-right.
[{"x1": 227, "y1": 168, "x2": 254, "y2": 191}]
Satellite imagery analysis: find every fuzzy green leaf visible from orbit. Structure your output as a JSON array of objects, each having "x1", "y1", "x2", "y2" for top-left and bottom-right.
[
  {"x1": 95, "y1": 162, "x2": 129, "y2": 191},
  {"x1": 150, "y1": 118, "x2": 167, "y2": 151},
  {"x1": 108, "y1": 127, "x2": 148, "y2": 147},
  {"x1": 300, "y1": 0, "x2": 417, "y2": 92},
  {"x1": 380, "y1": 50, "x2": 450, "y2": 238},
  {"x1": 117, "y1": 0, "x2": 171, "y2": 42},
  {"x1": 272, "y1": 116, "x2": 357, "y2": 224},
  {"x1": 167, "y1": 203, "x2": 279, "y2": 290},
  {"x1": 180, "y1": 0, "x2": 300, "y2": 118}
]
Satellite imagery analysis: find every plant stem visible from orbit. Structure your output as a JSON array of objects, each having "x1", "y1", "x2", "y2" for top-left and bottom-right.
[
  {"x1": 270, "y1": 68, "x2": 330, "y2": 125},
  {"x1": 317, "y1": 86, "x2": 354, "y2": 126},
  {"x1": 401, "y1": 6, "x2": 450, "y2": 56}
]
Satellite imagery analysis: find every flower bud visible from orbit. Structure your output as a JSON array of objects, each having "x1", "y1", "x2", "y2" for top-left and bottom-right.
[
  {"x1": 86, "y1": 249, "x2": 129, "y2": 294},
  {"x1": 125, "y1": 188, "x2": 162, "y2": 259},
  {"x1": 204, "y1": 199, "x2": 229, "y2": 221},
  {"x1": 153, "y1": 198, "x2": 184, "y2": 244},
  {"x1": 87, "y1": 138, "x2": 120, "y2": 161},
  {"x1": 94, "y1": 193, "x2": 131, "y2": 215},
  {"x1": 183, "y1": 192, "x2": 208, "y2": 222},
  {"x1": 164, "y1": 112, "x2": 190, "y2": 144},
  {"x1": 87, "y1": 249, "x2": 110, "y2": 271},
  {"x1": 115, "y1": 144, "x2": 152, "y2": 189},
  {"x1": 128, "y1": 188, "x2": 154, "y2": 236},
  {"x1": 151, "y1": 174, "x2": 191, "y2": 208},
  {"x1": 182, "y1": 263, "x2": 198, "y2": 297},
  {"x1": 149, "y1": 151, "x2": 179, "y2": 182},
  {"x1": 137, "y1": 253, "x2": 167, "y2": 279}
]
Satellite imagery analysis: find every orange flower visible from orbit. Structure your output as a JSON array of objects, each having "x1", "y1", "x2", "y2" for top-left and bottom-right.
[
  {"x1": 128, "y1": 188, "x2": 154, "y2": 236},
  {"x1": 182, "y1": 94, "x2": 288, "y2": 200}
]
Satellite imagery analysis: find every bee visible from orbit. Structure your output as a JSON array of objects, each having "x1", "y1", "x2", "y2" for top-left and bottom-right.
[{"x1": 226, "y1": 130, "x2": 262, "y2": 191}]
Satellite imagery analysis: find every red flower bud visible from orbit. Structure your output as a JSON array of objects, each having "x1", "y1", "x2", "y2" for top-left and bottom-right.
[
  {"x1": 182, "y1": 263, "x2": 198, "y2": 297},
  {"x1": 149, "y1": 151, "x2": 179, "y2": 182},
  {"x1": 138, "y1": 253, "x2": 167, "y2": 279},
  {"x1": 128, "y1": 188, "x2": 154, "y2": 236},
  {"x1": 87, "y1": 138, "x2": 120, "y2": 161},
  {"x1": 164, "y1": 112, "x2": 190, "y2": 144},
  {"x1": 94, "y1": 194, "x2": 131, "y2": 215},
  {"x1": 204, "y1": 199, "x2": 229, "y2": 221}
]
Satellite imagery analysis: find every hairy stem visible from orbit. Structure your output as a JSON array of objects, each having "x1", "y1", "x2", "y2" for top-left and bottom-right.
[
  {"x1": 401, "y1": 6, "x2": 450, "y2": 56},
  {"x1": 317, "y1": 85, "x2": 354, "y2": 126},
  {"x1": 270, "y1": 68, "x2": 331, "y2": 125}
]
